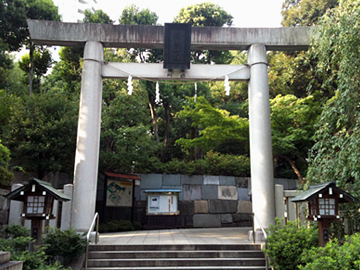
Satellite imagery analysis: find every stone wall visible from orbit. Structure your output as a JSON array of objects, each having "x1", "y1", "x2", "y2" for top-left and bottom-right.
[
  {"x1": 128, "y1": 174, "x2": 298, "y2": 229},
  {"x1": 139, "y1": 175, "x2": 252, "y2": 228},
  {"x1": 0, "y1": 189, "x2": 9, "y2": 229}
]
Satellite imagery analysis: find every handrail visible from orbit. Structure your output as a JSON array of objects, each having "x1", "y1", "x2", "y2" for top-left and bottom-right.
[
  {"x1": 84, "y1": 212, "x2": 99, "y2": 270},
  {"x1": 252, "y1": 213, "x2": 269, "y2": 270}
]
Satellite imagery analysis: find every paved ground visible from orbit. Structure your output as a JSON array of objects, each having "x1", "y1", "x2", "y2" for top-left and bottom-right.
[{"x1": 98, "y1": 227, "x2": 254, "y2": 245}]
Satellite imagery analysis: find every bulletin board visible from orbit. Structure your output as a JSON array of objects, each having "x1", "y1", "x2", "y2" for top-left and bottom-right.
[
  {"x1": 106, "y1": 180, "x2": 133, "y2": 207},
  {"x1": 145, "y1": 190, "x2": 180, "y2": 215}
]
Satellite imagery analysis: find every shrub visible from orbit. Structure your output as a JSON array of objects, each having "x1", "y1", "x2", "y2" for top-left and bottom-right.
[
  {"x1": 299, "y1": 233, "x2": 360, "y2": 270},
  {"x1": 43, "y1": 227, "x2": 86, "y2": 265},
  {"x1": 99, "y1": 220, "x2": 135, "y2": 233},
  {"x1": 0, "y1": 225, "x2": 73, "y2": 270},
  {"x1": 2, "y1": 224, "x2": 30, "y2": 238},
  {"x1": 140, "y1": 151, "x2": 250, "y2": 176},
  {"x1": 0, "y1": 236, "x2": 33, "y2": 253},
  {"x1": 264, "y1": 218, "x2": 318, "y2": 270},
  {"x1": 15, "y1": 247, "x2": 47, "y2": 270},
  {"x1": 202, "y1": 151, "x2": 250, "y2": 176},
  {"x1": 0, "y1": 225, "x2": 48, "y2": 270}
]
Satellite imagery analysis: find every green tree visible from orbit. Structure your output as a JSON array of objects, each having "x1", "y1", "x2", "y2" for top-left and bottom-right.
[
  {"x1": 267, "y1": 0, "x2": 340, "y2": 99},
  {"x1": 84, "y1": 9, "x2": 114, "y2": 24},
  {"x1": 119, "y1": 4, "x2": 158, "y2": 26},
  {"x1": 18, "y1": 48, "x2": 52, "y2": 93},
  {"x1": 306, "y1": 0, "x2": 360, "y2": 233},
  {"x1": 176, "y1": 97, "x2": 249, "y2": 159},
  {"x1": 174, "y1": 2, "x2": 233, "y2": 64},
  {"x1": 100, "y1": 85, "x2": 159, "y2": 173},
  {"x1": 24, "y1": 0, "x2": 61, "y2": 95},
  {"x1": 5, "y1": 92, "x2": 78, "y2": 179},
  {"x1": 0, "y1": 141, "x2": 14, "y2": 186},
  {"x1": 46, "y1": 9, "x2": 114, "y2": 94},
  {"x1": 270, "y1": 94, "x2": 322, "y2": 183},
  {"x1": 174, "y1": 2, "x2": 233, "y2": 27},
  {"x1": 281, "y1": 0, "x2": 338, "y2": 27},
  {"x1": 0, "y1": 0, "x2": 28, "y2": 51},
  {"x1": 117, "y1": 5, "x2": 162, "y2": 150}
]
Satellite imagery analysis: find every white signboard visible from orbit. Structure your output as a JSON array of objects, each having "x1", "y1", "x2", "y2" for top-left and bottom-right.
[{"x1": 147, "y1": 194, "x2": 178, "y2": 215}]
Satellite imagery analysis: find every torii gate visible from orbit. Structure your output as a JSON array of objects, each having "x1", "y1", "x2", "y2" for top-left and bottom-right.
[{"x1": 27, "y1": 20, "x2": 311, "y2": 232}]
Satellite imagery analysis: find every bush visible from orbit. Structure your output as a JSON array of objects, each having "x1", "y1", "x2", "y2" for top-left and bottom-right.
[
  {"x1": 202, "y1": 151, "x2": 250, "y2": 176},
  {"x1": 43, "y1": 227, "x2": 86, "y2": 265},
  {"x1": 265, "y1": 218, "x2": 318, "y2": 270},
  {"x1": 2, "y1": 224, "x2": 30, "y2": 238},
  {"x1": 0, "y1": 225, "x2": 73, "y2": 270},
  {"x1": 143, "y1": 151, "x2": 250, "y2": 176},
  {"x1": 15, "y1": 247, "x2": 47, "y2": 270},
  {"x1": 99, "y1": 220, "x2": 135, "y2": 233},
  {"x1": 299, "y1": 234, "x2": 360, "y2": 270},
  {"x1": 0, "y1": 225, "x2": 61, "y2": 270}
]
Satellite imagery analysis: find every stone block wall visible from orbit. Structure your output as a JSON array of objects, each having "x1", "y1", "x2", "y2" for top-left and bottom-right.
[
  {"x1": 134, "y1": 174, "x2": 253, "y2": 229},
  {"x1": 0, "y1": 189, "x2": 9, "y2": 229},
  {"x1": 131, "y1": 174, "x2": 299, "y2": 229}
]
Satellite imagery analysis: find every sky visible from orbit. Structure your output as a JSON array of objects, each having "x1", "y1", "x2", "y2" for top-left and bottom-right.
[{"x1": 98, "y1": 0, "x2": 285, "y2": 28}]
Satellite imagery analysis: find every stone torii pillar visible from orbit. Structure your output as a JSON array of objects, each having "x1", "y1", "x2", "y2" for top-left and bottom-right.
[
  {"x1": 71, "y1": 41, "x2": 103, "y2": 231},
  {"x1": 248, "y1": 44, "x2": 275, "y2": 230}
]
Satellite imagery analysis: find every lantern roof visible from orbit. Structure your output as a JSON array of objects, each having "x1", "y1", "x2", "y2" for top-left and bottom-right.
[
  {"x1": 5, "y1": 178, "x2": 71, "y2": 202},
  {"x1": 291, "y1": 181, "x2": 356, "y2": 203}
]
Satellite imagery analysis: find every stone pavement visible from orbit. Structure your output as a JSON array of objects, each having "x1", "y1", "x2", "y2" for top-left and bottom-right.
[{"x1": 97, "y1": 227, "x2": 254, "y2": 245}]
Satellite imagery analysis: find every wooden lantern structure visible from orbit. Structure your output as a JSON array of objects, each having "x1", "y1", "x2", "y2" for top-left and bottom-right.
[
  {"x1": 291, "y1": 181, "x2": 355, "y2": 247},
  {"x1": 6, "y1": 178, "x2": 71, "y2": 245}
]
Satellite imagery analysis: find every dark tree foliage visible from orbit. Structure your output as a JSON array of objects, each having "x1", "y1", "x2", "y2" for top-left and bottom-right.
[
  {"x1": 306, "y1": 0, "x2": 360, "y2": 234},
  {"x1": 174, "y1": 2, "x2": 234, "y2": 64},
  {"x1": 282, "y1": 0, "x2": 339, "y2": 27}
]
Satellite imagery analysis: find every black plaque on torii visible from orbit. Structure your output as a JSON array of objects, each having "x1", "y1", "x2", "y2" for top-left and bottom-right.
[{"x1": 163, "y1": 23, "x2": 191, "y2": 71}]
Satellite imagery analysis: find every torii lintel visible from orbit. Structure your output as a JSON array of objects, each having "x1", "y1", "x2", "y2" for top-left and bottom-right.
[{"x1": 27, "y1": 20, "x2": 312, "y2": 51}]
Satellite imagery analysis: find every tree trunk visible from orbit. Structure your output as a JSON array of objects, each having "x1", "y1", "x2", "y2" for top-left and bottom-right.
[
  {"x1": 148, "y1": 93, "x2": 160, "y2": 143},
  {"x1": 161, "y1": 101, "x2": 171, "y2": 161},
  {"x1": 28, "y1": 43, "x2": 35, "y2": 95},
  {"x1": 279, "y1": 155, "x2": 305, "y2": 185}
]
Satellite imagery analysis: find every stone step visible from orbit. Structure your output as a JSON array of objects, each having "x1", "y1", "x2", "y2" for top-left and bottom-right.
[
  {"x1": 89, "y1": 244, "x2": 262, "y2": 252},
  {"x1": 88, "y1": 250, "x2": 265, "y2": 259},
  {"x1": 0, "y1": 261, "x2": 23, "y2": 270},
  {"x1": 87, "y1": 258, "x2": 266, "y2": 267},
  {"x1": 85, "y1": 266, "x2": 268, "y2": 270}
]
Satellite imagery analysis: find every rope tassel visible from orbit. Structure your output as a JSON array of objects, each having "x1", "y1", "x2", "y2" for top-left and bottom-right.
[
  {"x1": 127, "y1": 75, "x2": 133, "y2": 95},
  {"x1": 194, "y1": 82, "x2": 197, "y2": 103},
  {"x1": 155, "y1": 81, "x2": 160, "y2": 103},
  {"x1": 224, "y1": 75, "x2": 230, "y2": 96}
]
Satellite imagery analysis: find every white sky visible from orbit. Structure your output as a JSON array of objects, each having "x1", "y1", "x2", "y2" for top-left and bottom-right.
[{"x1": 99, "y1": 0, "x2": 285, "y2": 28}]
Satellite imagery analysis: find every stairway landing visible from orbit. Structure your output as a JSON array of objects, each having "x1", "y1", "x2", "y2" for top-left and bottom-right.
[{"x1": 97, "y1": 227, "x2": 260, "y2": 246}]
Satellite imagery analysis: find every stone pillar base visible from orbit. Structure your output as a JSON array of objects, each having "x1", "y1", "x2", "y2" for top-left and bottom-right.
[{"x1": 248, "y1": 229, "x2": 267, "y2": 243}]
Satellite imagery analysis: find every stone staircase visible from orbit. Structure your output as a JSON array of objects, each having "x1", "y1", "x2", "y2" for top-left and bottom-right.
[
  {"x1": 0, "y1": 252, "x2": 23, "y2": 270},
  {"x1": 85, "y1": 244, "x2": 267, "y2": 270}
]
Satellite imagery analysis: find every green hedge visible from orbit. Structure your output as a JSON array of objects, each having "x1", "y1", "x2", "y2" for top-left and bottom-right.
[
  {"x1": 143, "y1": 151, "x2": 250, "y2": 176},
  {"x1": 99, "y1": 220, "x2": 141, "y2": 233}
]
